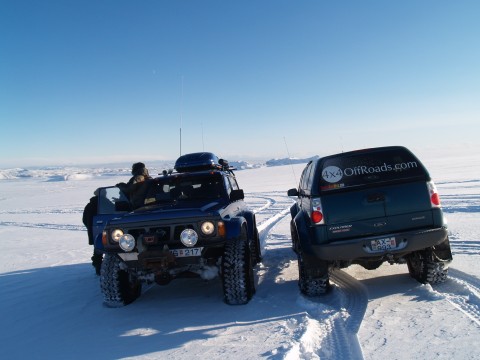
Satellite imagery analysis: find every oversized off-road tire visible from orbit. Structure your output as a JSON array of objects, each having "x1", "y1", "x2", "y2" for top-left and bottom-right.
[
  {"x1": 100, "y1": 254, "x2": 142, "y2": 307},
  {"x1": 290, "y1": 220, "x2": 299, "y2": 254},
  {"x1": 250, "y1": 228, "x2": 262, "y2": 265},
  {"x1": 222, "y1": 231, "x2": 255, "y2": 305},
  {"x1": 407, "y1": 248, "x2": 449, "y2": 284},
  {"x1": 298, "y1": 252, "x2": 330, "y2": 296}
]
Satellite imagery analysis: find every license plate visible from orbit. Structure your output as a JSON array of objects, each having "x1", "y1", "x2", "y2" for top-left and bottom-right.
[
  {"x1": 371, "y1": 237, "x2": 396, "y2": 251},
  {"x1": 170, "y1": 247, "x2": 203, "y2": 257}
]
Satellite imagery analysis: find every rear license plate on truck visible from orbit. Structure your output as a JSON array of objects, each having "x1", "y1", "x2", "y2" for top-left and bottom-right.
[{"x1": 371, "y1": 237, "x2": 396, "y2": 251}]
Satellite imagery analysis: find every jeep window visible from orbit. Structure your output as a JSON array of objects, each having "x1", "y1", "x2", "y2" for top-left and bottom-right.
[
  {"x1": 318, "y1": 148, "x2": 428, "y2": 192},
  {"x1": 224, "y1": 175, "x2": 233, "y2": 195},
  {"x1": 143, "y1": 173, "x2": 225, "y2": 206},
  {"x1": 226, "y1": 175, "x2": 239, "y2": 191},
  {"x1": 97, "y1": 187, "x2": 130, "y2": 214}
]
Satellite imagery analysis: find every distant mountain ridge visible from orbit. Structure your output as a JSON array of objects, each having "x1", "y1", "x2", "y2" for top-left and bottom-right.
[
  {"x1": 265, "y1": 156, "x2": 319, "y2": 167},
  {"x1": 0, "y1": 156, "x2": 318, "y2": 181}
]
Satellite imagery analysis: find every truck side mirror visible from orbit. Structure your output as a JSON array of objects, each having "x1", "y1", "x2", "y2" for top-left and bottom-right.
[{"x1": 287, "y1": 188, "x2": 299, "y2": 197}]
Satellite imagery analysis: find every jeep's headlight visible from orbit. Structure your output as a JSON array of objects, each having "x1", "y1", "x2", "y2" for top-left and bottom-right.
[
  {"x1": 111, "y1": 229, "x2": 124, "y2": 242},
  {"x1": 201, "y1": 221, "x2": 215, "y2": 235},
  {"x1": 119, "y1": 234, "x2": 136, "y2": 252},
  {"x1": 180, "y1": 229, "x2": 198, "y2": 247}
]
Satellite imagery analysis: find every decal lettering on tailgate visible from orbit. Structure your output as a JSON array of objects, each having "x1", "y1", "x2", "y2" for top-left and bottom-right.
[{"x1": 329, "y1": 224, "x2": 352, "y2": 233}]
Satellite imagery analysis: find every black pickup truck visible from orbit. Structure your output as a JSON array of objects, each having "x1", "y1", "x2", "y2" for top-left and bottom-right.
[
  {"x1": 94, "y1": 152, "x2": 260, "y2": 306},
  {"x1": 287, "y1": 146, "x2": 452, "y2": 296}
]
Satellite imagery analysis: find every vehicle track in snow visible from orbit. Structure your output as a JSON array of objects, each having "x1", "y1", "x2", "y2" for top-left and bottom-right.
[
  {"x1": 306, "y1": 270, "x2": 367, "y2": 359},
  {"x1": 0, "y1": 208, "x2": 85, "y2": 231},
  {"x1": 245, "y1": 191, "x2": 293, "y2": 218},
  {"x1": 330, "y1": 270, "x2": 369, "y2": 334},
  {"x1": 434, "y1": 269, "x2": 480, "y2": 328},
  {"x1": 0, "y1": 208, "x2": 83, "y2": 215},
  {"x1": 0, "y1": 221, "x2": 85, "y2": 231},
  {"x1": 246, "y1": 192, "x2": 366, "y2": 359}
]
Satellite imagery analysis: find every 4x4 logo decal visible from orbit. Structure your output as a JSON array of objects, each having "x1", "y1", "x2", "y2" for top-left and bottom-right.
[{"x1": 322, "y1": 166, "x2": 343, "y2": 183}]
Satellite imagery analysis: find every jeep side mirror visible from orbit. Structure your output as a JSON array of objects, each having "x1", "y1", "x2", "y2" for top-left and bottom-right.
[
  {"x1": 230, "y1": 189, "x2": 244, "y2": 202},
  {"x1": 287, "y1": 188, "x2": 299, "y2": 197}
]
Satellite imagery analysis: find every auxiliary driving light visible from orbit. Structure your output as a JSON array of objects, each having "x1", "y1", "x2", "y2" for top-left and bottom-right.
[
  {"x1": 119, "y1": 234, "x2": 136, "y2": 252},
  {"x1": 180, "y1": 229, "x2": 198, "y2": 247},
  {"x1": 200, "y1": 221, "x2": 215, "y2": 235},
  {"x1": 111, "y1": 229, "x2": 124, "y2": 242}
]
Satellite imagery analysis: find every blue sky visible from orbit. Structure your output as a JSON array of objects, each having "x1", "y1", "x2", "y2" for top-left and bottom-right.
[{"x1": 1, "y1": 1, "x2": 479, "y2": 168}]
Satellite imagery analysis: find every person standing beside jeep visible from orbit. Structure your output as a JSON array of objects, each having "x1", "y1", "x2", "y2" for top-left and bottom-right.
[{"x1": 82, "y1": 188, "x2": 103, "y2": 275}]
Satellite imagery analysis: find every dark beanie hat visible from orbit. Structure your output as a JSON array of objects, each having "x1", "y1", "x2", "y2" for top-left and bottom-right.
[{"x1": 131, "y1": 162, "x2": 146, "y2": 176}]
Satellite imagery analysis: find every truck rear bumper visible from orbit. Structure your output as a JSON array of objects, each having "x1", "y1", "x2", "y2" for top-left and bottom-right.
[{"x1": 308, "y1": 227, "x2": 448, "y2": 261}]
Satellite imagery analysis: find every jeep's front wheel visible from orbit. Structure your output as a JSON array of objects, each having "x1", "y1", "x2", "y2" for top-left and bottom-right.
[
  {"x1": 298, "y1": 251, "x2": 330, "y2": 296},
  {"x1": 222, "y1": 232, "x2": 255, "y2": 305},
  {"x1": 100, "y1": 254, "x2": 142, "y2": 307},
  {"x1": 407, "y1": 247, "x2": 449, "y2": 284}
]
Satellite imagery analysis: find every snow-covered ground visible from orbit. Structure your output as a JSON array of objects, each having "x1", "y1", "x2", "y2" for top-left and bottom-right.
[{"x1": 0, "y1": 154, "x2": 479, "y2": 360}]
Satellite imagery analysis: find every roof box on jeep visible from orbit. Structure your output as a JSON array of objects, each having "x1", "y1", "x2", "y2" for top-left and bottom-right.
[{"x1": 174, "y1": 152, "x2": 220, "y2": 173}]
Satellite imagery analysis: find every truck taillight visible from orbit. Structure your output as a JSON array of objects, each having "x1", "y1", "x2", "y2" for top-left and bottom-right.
[
  {"x1": 427, "y1": 181, "x2": 441, "y2": 207},
  {"x1": 311, "y1": 210, "x2": 324, "y2": 223},
  {"x1": 311, "y1": 198, "x2": 325, "y2": 224}
]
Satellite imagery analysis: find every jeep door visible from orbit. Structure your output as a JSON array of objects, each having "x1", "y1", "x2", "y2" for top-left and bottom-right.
[
  {"x1": 224, "y1": 173, "x2": 247, "y2": 215},
  {"x1": 92, "y1": 186, "x2": 130, "y2": 250}
]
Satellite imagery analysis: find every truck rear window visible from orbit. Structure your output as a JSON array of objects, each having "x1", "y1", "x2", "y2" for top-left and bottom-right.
[{"x1": 318, "y1": 148, "x2": 428, "y2": 192}]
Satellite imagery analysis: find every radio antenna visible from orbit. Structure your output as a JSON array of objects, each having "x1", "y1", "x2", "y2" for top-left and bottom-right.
[
  {"x1": 284, "y1": 136, "x2": 297, "y2": 184},
  {"x1": 180, "y1": 76, "x2": 184, "y2": 156},
  {"x1": 201, "y1": 122, "x2": 205, "y2": 151}
]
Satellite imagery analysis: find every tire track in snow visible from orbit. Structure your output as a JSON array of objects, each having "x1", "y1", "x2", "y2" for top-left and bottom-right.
[
  {"x1": 0, "y1": 207, "x2": 85, "y2": 231},
  {"x1": 449, "y1": 233, "x2": 480, "y2": 256},
  {"x1": 245, "y1": 192, "x2": 294, "y2": 253},
  {"x1": 303, "y1": 270, "x2": 367, "y2": 360},
  {"x1": 434, "y1": 269, "x2": 480, "y2": 327},
  {"x1": 246, "y1": 193, "x2": 293, "y2": 216},
  {"x1": 330, "y1": 270, "x2": 369, "y2": 334},
  {"x1": 0, "y1": 208, "x2": 82, "y2": 215},
  {"x1": 0, "y1": 221, "x2": 85, "y2": 231},
  {"x1": 248, "y1": 192, "x2": 366, "y2": 359}
]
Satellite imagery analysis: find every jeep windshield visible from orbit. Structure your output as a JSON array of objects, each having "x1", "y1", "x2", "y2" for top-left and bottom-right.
[
  {"x1": 141, "y1": 172, "x2": 227, "y2": 208},
  {"x1": 318, "y1": 146, "x2": 429, "y2": 192}
]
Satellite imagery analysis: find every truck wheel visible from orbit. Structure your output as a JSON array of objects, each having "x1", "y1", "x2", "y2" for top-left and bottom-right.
[
  {"x1": 290, "y1": 220, "x2": 299, "y2": 253},
  {"x1": 250, "y1": 228, "x2": 262, "y2": 265},
  {"x1": 100, "y1": 254, "x2": 142, "y2": 307},
  {"x1": 407, "y1": 248, "x2": 449, "y2": 284},
  {"x1": 298, "y1": 251, "x2": 330, "y2": 296},
  {"x1": 222, "y1": 230, "x2": 255, "y2": 305}
]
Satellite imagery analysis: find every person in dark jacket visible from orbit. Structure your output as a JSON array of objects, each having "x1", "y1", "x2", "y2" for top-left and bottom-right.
[
  {"x1": 82, "y1": 189, "x2": 103, "y2": 275},
  {"x1": 116, "y1": 162, "x2": 152, "y2": 209}
]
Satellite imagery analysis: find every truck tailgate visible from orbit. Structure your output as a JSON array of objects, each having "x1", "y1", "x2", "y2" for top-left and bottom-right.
[{"x1": 322, "y1": 181, "x2": 434, "y2": 240}]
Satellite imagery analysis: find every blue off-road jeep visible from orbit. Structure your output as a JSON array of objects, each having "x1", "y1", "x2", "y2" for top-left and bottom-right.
[
  {"x1": 287, "y1": 146, "x2": 452, "y2": 296},
  {"x1": 93, "y1": 152, "x2": 260, "y2": 306}
]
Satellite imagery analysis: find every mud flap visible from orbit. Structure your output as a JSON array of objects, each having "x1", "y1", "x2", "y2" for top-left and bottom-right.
[{"x1": 433, "y1": 237, "x2": 453, "y2": 264}]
